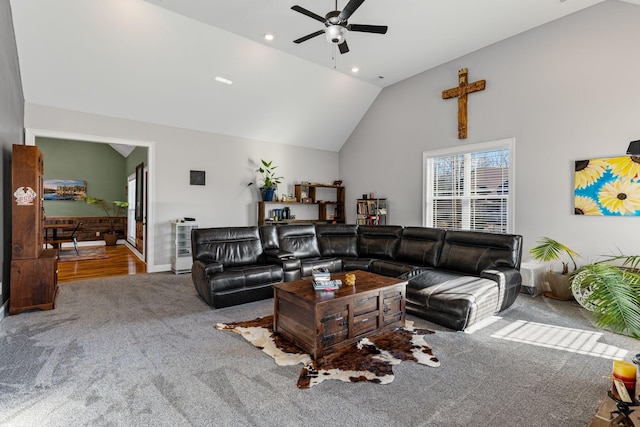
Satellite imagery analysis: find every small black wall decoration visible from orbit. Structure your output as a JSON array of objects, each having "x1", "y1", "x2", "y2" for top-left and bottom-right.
[{"x1": 190, "y1": 170, "x2": 206, "y2": 186}]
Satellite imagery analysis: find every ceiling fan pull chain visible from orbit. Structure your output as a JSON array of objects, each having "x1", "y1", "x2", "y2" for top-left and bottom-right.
[{"x1": 332, "y1": 44, "x2": 337, "y2": 68}]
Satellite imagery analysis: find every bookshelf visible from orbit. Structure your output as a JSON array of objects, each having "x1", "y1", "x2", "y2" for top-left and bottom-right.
[{"x1": 356, "y1": 198, "x2": 387, "y2": 225}]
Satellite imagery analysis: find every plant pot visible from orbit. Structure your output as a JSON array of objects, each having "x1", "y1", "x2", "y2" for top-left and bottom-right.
[
  {"x1": 545, "y1": 272, "x2": 574, "y2": 300},
  {"x1": 103, "y1": 232, "x2": 118, "y2": 246},
  {"x1": 261, "y1": 187, "x2": 276, "y2": 202}
]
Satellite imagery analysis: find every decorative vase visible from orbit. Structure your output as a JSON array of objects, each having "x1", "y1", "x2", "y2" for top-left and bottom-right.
[
  {"x1": 262, "y1": 187, "x2": 276, "y2": 202},
  {"x1": 103, "y1": 232, "x2": 118, "y2": 246},
  {"x1": 546, "y1": 272, "x2": 574, "y2": 300}
]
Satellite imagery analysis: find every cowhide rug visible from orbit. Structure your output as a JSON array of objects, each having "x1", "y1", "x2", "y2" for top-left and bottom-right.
[{"x1": 215, "y1": 315, "x2": 440, "y2": 389}]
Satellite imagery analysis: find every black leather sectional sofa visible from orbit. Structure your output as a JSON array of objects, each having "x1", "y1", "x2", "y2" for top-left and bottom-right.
[{"x1": 191, "y1": 224, "x2": 523, "y2": 331}]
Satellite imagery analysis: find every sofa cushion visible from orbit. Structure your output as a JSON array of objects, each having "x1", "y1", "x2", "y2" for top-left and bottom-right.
[
  {"x1": 396, "y1": 227, "x2": 445, "y2": 267},
  {"x1": 370, "y1": 260, "x2": 421, "y2": 277},
  {"x1": 342, "y1": 258, "x2": 374, "y2": 271},
  {"x1": 192, "y1": 226, "x2": 264, "y2": 267},
  {"x1": 437, "y1": 230, "x2": 523, "y2": 275},
  {"x1": 209, "y1": 264, "x2": 283, "y2": 293},
  {"x1": 277, "y1": 224, "x2": 322, "y2": 258},
  {"x1": 357, "y1": 225, "x2": 403, "y2": 260},
  {"x1": 315, "y1": 224, "x2": 358, "y2": 258},
  {"x1": 406, "y1": 270, "x2": 500, "y2": 330}
]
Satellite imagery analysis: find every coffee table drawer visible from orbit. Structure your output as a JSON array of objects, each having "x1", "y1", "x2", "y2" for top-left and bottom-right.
[
  {"x1": 383, "y1": 292, "x2": 402, "y2": 314},
  {"x1": 322, "y1": 329, "x2": 349, "y2": 348},
  {"x1": 354, "y1": 295, "x2": 378, "y2": 316},
  {"x1": 383, "y1": 311, "x2": 403, "y2": 326},
  {"x1": 353, "y1": 312, "x2": 378, "y2": 336},
  {"x1": 382, "y1": 289, "x2": 404, "y2": 327},
  {"x1": 322, "y1": 310, "x2": 349, "y2": 335}
]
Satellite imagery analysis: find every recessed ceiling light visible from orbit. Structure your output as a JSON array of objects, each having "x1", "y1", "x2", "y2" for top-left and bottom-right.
[
  {"x1": 351, "y1": 67, "x2": 359, "y2": 73},
  {"x1": 264, "y1": 33, "x2": 275, "y2": 41},
  {"x1": 215, "y1": 76, "x2": 233, "y2": 85}
]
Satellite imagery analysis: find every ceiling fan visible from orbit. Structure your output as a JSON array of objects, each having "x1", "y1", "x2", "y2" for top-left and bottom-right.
[{"x1": 291, "y1": 0, "x2": 388, "y2": 54}]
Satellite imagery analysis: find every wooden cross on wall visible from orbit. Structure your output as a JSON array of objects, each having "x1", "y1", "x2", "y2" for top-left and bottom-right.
[{"x1": 442, "y1": 68, "x2": 486, "y2": 139}]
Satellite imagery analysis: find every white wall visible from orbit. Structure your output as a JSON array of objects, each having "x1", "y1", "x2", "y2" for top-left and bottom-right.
[
  {"x1": 340, "y1": 0, "x2": 640, "y2": 264},
  {"x1": 25, "y1": 104, "x2": 339, "y2": 270}
]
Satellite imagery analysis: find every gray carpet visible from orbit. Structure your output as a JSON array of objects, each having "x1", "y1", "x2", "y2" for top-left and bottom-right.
[{"x1": 0, "y1": 273, "x2": 638, "y2": 427}]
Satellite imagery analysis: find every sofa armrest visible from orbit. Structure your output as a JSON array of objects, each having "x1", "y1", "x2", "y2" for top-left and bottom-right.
[
  {"x1": 193, "y1": 259, "x2": 224, "y2": 277},
  {"x1": 265, "y1": 253, "x2": 301, "y2": 270},
  {"x1": 264, "y1": 249, "x2": 295, "y2": 260},
  {"x1": 191, "y1": 260, "x2": 224, "y2": 307},
  {"x1": 481, "y1": 267, "x2": 521, "y2": 288},
  {"x1": 481, "y1": 267, "x2": 522, "y2": 311},
  {"x1": 264, "y1": 251, "x2": 301, "y2": 281},
  {"x1": 204, "y1": 262, "x2": 224, "y2": 276}
]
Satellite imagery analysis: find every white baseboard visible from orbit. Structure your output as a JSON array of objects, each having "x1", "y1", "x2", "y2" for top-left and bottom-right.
[{"x1": 149, "y1": 264, "x2": 172, "y2": 273}]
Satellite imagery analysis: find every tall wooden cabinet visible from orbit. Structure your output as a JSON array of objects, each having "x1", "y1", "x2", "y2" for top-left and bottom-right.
[{"x1": 10, "y1": 144, "x2": 58, "y2": 315}]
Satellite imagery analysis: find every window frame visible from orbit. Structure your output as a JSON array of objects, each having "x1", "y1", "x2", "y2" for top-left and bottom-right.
[{"x1": 422, "y1": 138, "x2": 515, "y2": 234}]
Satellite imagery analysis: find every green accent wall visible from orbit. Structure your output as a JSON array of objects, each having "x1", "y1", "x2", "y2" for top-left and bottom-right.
[
  {"x1": 126, "y1": 146, "x2": 147, "y2": 176},
  {"x1": 37, "y1": 137, "x2": 135, "y2": 217}
]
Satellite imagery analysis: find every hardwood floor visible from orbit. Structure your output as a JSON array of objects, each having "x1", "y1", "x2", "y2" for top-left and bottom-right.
[{"x1": 57, "y1": 244, "x2": 147, "y2": 283}]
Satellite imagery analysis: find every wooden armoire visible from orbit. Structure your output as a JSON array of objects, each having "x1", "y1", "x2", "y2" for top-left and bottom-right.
[{"x1": 10, "y1": 144, "x2": 58, "y2": 315}]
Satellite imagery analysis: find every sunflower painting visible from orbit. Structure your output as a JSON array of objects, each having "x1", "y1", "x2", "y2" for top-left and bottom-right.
[{"x1": 574, "y1": 156, "x2": 640, "y2": 216}]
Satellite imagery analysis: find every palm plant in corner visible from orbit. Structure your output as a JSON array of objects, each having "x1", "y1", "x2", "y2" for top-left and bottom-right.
[
  {"x1": 571, "y1": 254, "x2": 640, "y2": 339},
  {"x1": 529, "y1": 237, "x2": 581, "y2": 300},
  {"x1": 85, "y1": 196, "x2": 129, "y2": 246}
]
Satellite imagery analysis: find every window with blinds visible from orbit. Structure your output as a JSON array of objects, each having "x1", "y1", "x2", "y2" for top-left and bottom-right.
[{"x1": 424, "y1": 139, "x2": 514, "y2": 233}]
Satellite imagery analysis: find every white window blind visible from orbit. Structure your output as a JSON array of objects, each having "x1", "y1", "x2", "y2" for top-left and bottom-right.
[{"x1": 424, "y1": 139, "x2": 514, "y2": 233}]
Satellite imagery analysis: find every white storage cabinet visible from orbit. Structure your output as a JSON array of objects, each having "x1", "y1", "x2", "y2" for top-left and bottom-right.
[{"x1": 171, "y1": 221, "x2": 197, "y2": 274}]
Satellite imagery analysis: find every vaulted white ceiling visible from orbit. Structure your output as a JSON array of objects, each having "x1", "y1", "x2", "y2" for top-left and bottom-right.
[{"x1": 10, "y1": 0, "x2": 637, "y2": 151}]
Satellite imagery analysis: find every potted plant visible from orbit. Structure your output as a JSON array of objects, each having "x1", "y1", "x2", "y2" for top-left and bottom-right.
[
  {"x1": 85, "y1": 197, "x2": 129, "y2": 246},
  {"x1": 248, "y1": 159, "x2": 283, "y2": 201},
  {"x1": 571, "y1": 254, "x2": 640, "y2": 338},
  {"x1": 529, "y1": 237, "x2": 581, "y2": 300}
]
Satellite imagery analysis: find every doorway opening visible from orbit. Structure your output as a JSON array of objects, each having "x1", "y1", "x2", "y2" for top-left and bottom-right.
[{"x1": 25, "y1": 128, "x2": 156, "y2": 272}]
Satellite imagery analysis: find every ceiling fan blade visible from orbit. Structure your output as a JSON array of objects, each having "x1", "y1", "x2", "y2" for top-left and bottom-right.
[
  {"x1": 348, "y1": 24, "x2": 388, "y2": 34},
  {"x1": 338, "y1": 0, "x2": 365, "y2": 22},
  {"x1": 291, "y1": 5, "x2": 326, "y2": 24},
  {"x1": 293, "y1": 30, "x2": 325, "y2": 44},
  {"x1": 338, "y1": 41, "x2": 349, "y2": 54}
]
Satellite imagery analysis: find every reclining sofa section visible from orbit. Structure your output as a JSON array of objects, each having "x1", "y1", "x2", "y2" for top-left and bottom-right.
[{"x1": 191, "y1": 224, "x2": 523, "y2": 331}]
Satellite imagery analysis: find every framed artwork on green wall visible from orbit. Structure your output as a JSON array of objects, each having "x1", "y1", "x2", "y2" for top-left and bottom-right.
[{"x1": 43, "y1": 179, "x2": 87, "y2": 201}]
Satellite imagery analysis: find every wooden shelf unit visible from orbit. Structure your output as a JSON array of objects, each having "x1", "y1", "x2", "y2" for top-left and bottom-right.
[{"x1": 257, "y1": 184, "x2": 345, "y2": 226}]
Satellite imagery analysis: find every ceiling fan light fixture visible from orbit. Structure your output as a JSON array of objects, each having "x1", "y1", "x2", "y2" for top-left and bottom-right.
[{"x1": 325, "y1": 25, "x2": 345, "y2": 44}]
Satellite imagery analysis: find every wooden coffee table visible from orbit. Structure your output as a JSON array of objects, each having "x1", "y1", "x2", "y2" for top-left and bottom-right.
[{"x1": 272, "y1": 270, "x2": 406, "y2": 360}]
